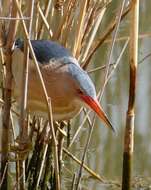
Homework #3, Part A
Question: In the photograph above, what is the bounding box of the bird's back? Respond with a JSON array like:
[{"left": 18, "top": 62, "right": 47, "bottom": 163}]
[{"left": 15, "top": 38, "right": 71, "bottom": 63}]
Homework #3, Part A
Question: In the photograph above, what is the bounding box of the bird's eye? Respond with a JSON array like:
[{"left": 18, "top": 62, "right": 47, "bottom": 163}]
[{"left": 77, "top": 89, "right": 83, "bottom": 94}]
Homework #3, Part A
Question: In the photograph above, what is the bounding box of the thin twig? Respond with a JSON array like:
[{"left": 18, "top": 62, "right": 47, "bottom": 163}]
[
  {"left": 71, "top": 173, "right": 76, "bottom": 190},
  {"left": 0, "top": 16, "right": 30, "bottom": 20},
  {"left": 100, "top": 0, "right": 127, "bottom": 100},
  {"left": 0, "top": 162, "right": 8, "bottom": 188},
  {"left": 68, "top": 109, "right": 91, "bottom": 148},
  {"left": 63, "top": 148, "right": 104, "bottom": 182},
  {"left": 138, "top": 52, "right": 151, "bottom": 64},
  {"left": 88, "top": 64, "right": 114, "bottom": 74},
  {"left": 36, "top": 144, "right": 48, "bottom": 188},
  {"left": 104, "top": 32, "right": 151, "bottom": 44},
  {"left": 75, "top": 119, "right": 95, "bottom": 189},
  {"left": 99, "top": 38, "right": 129, "bottom": 98}
]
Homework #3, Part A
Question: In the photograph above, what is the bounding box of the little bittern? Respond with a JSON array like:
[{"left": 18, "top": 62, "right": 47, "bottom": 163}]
[{"left": 12, "top": 39, "right": 115, "bottom": 132}]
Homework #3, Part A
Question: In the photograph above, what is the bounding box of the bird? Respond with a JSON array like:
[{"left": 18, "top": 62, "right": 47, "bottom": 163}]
[{"left": 12, "top": 38, "right": 115, "bottom": 132}]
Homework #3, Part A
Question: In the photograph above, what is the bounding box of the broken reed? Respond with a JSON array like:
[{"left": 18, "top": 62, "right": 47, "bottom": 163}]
[{"left": 122, "top": 0, "right": 139, "bottom": 190}]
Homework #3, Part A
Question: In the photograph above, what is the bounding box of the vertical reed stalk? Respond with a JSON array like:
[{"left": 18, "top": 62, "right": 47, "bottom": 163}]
[
  {"left": 122, "top": 0, "right": 139, "bottom": 189},
  {"left": 1, "top": 1, "right": 18, "bottom": 189},
  {"left": 17, "top": 0, "right": 35, "bottom": 189},
  {"left": 72, "top": 0, "right": 88, "bottom": 57}
]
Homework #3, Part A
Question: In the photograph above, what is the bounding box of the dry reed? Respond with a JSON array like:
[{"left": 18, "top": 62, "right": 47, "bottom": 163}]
[
  {"left": 0, "top": 0, "right": 141, "bottom": 190},
  {"left": 122, "top": 0, "right": 139, "bottom": 189}
]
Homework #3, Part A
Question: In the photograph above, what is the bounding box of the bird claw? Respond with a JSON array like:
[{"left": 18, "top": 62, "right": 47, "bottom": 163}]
[{"left": 10, "top": 136, "right": 32, "bottom": 160}]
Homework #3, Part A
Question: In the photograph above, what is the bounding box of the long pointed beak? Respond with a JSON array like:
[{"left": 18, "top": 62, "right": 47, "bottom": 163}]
[{"left": 79, "top": 95, "right": 115, "bottom": 132}]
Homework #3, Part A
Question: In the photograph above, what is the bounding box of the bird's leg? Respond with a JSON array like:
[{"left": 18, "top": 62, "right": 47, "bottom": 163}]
[
  {"left": 56, "top": 121, "right": 66, "bottom": 174},
  {"left": 10, "top": 119, "right": 32, "bottom": 160},
  {"left": 67, "top": 121, "right": 71, "bottom": 147}
]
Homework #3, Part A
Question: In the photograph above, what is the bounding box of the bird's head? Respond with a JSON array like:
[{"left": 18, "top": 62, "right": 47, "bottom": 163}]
[{"left": 68, "top": 62, "right": 115, "bottom": 132}]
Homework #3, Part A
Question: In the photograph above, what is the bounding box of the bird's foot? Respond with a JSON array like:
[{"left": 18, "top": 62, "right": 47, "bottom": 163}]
[{"left": 10, "top": 135, "right": 32, "bottom": 160}]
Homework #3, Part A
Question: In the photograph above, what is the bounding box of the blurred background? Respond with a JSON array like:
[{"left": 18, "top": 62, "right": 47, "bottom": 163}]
[{"left": 65, "top": 1, "right": 151, "bottom": 189}]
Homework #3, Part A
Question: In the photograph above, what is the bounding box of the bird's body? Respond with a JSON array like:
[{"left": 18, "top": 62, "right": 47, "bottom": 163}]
[{"left": 12, "top": 39, "right": 115, "bottom": 131}]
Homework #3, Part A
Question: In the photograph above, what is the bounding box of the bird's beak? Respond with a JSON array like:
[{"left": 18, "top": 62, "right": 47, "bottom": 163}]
[{"left": 79, "top": 94, "right": 115, "bottom": 132}]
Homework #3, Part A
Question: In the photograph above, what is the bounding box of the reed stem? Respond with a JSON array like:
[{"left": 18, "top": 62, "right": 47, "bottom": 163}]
[{"left": 122, "top": 0, "right": 139, "bottom": 189}]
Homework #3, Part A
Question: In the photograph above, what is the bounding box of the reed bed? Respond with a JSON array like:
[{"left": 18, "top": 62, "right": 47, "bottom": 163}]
[{"left": 0, "top": 0, "right": 142, "bottom": 190}]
